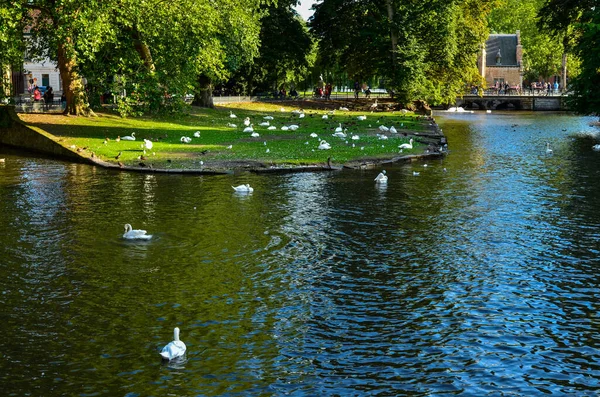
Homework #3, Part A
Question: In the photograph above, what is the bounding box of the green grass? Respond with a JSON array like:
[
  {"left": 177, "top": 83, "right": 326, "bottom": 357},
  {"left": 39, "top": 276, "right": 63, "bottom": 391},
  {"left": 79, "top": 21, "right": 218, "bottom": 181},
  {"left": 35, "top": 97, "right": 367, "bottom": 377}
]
[{"left": 19, "top": 102, "right": 431, "bottom": 169}]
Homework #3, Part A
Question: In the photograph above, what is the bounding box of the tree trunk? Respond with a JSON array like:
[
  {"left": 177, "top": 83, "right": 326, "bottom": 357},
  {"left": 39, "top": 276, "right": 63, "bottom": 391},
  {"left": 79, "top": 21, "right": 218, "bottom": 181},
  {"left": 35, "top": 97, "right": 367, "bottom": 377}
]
[
  {"left": 1, "top": 64, "right": 11, "bottom": 100},
  {"left": 128, "top": 26, "right": 156, "bottom": 73},
  {"left": 386, "top": 0, "right": 398, "bottom": 81},
  {"left": 192, "top": 75, "right": 214, "bottom": 108},
  {"left": 57, "top": 41, "right": 91, "bottom": 116}
]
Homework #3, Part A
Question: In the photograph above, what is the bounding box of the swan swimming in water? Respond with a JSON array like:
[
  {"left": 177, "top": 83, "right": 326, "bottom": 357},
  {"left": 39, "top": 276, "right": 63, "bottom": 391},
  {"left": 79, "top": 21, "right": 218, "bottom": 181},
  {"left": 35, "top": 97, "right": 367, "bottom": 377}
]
[
  {"left": 398, "top": 138, "right": 414, "bottom": 150},
  {"left": 121, "top": 132, "right": 136, "bottom": 141},
  {"left": 123, "top": 224, "right": 152, "bottom": 240},
  {"left": 160, "top": 327, "right": 186, "bottom": 361},
  {"left": 546, "top": 142, "right": 553, "bottom": 154},
  {"left": 232, "top": 184, "right": 254, "bottom": 193},
  {"left": 374, "top": 170, "right": 388, "bottom": 184}
]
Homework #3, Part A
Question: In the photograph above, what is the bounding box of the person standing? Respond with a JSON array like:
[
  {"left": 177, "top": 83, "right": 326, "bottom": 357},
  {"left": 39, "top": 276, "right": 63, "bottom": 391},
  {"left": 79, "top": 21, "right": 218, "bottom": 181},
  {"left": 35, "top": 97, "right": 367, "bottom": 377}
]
[
  {"left": 354, "top": 80, "right": 360, "bottom": 99},
  {"left": 33, "top": 86, "right": 42, "bottom": 102},
  {"left": 325, "top": 82, "right": 332, "bottom": 100}
]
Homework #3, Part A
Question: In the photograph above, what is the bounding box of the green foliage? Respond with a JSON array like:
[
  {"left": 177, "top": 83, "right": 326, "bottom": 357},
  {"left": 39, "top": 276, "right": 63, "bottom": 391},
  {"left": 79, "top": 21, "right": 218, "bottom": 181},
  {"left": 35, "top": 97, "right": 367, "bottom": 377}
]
[
  {"left": 311, "top": 0, "right": 493, "bottom": 106},
  {"left": 538, "top": 0, "right": 598, "bottom": 114}
]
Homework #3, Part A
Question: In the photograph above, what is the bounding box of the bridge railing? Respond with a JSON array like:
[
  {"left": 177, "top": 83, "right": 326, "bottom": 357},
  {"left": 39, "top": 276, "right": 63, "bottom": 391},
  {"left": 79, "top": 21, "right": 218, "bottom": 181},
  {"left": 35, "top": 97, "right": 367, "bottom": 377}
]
[{"left": 463, "top": 88, "right": 568, "bottom": 97}]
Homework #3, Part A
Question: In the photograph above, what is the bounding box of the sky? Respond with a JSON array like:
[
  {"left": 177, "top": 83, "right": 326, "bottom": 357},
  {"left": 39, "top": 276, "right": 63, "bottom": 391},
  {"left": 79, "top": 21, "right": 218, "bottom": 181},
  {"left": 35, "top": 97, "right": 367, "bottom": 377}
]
[{"left": 294, "top": 0, "right": 317, "bottom": 21}]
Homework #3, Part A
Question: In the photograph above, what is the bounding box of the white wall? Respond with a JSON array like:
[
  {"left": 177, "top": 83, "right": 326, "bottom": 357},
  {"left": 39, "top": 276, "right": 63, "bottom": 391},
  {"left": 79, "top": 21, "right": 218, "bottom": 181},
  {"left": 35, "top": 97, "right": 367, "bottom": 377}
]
[{"left": 22, "top": 58, "right": 61, "bottom": 94}]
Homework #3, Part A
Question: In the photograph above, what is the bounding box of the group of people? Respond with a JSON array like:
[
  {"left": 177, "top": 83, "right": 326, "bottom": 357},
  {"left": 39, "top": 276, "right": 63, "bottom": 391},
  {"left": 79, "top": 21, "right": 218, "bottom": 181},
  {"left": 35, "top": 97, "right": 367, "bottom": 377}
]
[{"left": 531, "top": 81, "right": 560, "bottom": 95}]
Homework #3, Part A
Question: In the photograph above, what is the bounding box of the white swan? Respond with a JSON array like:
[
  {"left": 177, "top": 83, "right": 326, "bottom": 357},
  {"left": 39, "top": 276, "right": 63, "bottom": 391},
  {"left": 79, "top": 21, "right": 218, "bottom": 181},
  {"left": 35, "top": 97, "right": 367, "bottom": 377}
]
[
  {"left": 351, "top": 134, "right": 359, "bottom": 140},
  {"left": 123, "top": 224, "right": 152, "bottom": 240},
  {"left": 374, "top": 170, "right": 388, "bottom": 184},
  {"left": 227, "top": 123, "right": 237, "bottom": 128},
  {"left": 332, "top": 131, "right": 347, "bottom": 138},
  {"left": 281, "top": 126, "right": 289, "bottom": 131},
  {"left": 298, "top": 113, "right": 305, "bottom": 118},
  {"left": 334, "top": 123, "right": 343, "bottom": 133},
  {"left": 546, "top": 142, "right": 553, "bottom": 154},
  {"left": 243, "top": 124, "right": 254, "bottom": 133},
  {"left": 378, "top": 125, "right": 389, "bottom": 132},
  {"left": 398, "top": 138, "right": 414, "bottom": 150},
  {"left": 121, "top": 132, "right": 136, "bottom": 141},
  {"left": 389, "top": 126, "right": 398, "bottom": 134},
  {"left": 259, "top": 121, "right": 270, "bottom": 127},
  {"left": 370, "top": 99, "right": 378, "bottom": 110},
  {"left": 288, "top": 125, "right": 300, "bottom": 131},
  {"left": 193, "top": 131, "right": 201, "bottom": 138},
  {"left": 251, "top": 132, "right": 260, "bottom": 137},
  {"left": 322, "top": 115, "right": 328, "bottom": 120},
  {"left": 160, "top": 327, "right": 186, "bottom": 361},
  {"left": 142, "top": 139, "right": 153, "bottom": 150},
  {"left": 318, "top": 140, "right": 331, "bottom": 150},
  {"left": 263, "top": 115, "right": 273, "bottom": 120},
  {"left": 180, "top": 136, "right": 192, "bottom": 143},
  {"left": 378, "top": 135, "right": 388, "bottom": 140},
  {"left": 268, "top": 125, "right": 276, "bottom": 130},
  {"left": 243, "top": 117, "right": 251, "bottom": 126},
  {"left": 310, "top": 132, "right": 318, "bottom": 138},
  {"left": 230, "top": 111, "right": 237, "bottom": 118},
  {"left": 339, "top": 106, "right": 349, "bottom": 111},
  {"left": 232, "top": 184, "right": 254, "bottom": 193},
  {"left": 357, "top": 115, "right": 367, "bottom": 121}
]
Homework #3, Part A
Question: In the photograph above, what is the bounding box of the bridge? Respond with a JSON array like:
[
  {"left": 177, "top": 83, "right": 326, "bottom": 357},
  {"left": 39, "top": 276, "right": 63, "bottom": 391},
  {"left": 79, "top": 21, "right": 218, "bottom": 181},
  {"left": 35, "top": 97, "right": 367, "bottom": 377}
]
[{"left": 456, "top": 93, "right": 569, "bottom": 111}]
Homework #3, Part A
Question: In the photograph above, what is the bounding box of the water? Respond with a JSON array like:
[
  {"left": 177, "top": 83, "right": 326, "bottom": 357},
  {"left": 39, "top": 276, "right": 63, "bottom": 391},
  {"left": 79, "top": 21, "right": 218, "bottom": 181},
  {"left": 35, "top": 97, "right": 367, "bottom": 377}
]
[{"left": 2, "top": 112, "right": 600, "bottom": 395}]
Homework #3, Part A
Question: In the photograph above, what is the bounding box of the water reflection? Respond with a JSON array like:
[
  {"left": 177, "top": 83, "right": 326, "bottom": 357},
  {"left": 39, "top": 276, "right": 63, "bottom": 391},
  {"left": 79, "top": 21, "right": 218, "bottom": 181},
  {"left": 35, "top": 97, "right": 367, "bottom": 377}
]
[{"left": 2, "top": 113, "right": 600, "bottom": 395}]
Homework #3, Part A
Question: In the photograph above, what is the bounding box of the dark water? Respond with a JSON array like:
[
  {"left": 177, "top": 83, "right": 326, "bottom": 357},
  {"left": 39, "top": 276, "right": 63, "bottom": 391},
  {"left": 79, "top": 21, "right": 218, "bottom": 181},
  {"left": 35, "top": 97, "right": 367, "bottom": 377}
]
[{"left": 2, "top": 112, "right": 600, "bottom": 396}]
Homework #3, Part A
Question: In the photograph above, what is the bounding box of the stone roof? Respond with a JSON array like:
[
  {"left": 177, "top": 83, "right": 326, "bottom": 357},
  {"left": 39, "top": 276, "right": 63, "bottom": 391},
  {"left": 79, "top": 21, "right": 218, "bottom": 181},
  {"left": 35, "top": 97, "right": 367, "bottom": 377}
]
[{"left": 486, "top": 34, "right": 518, "bottom": 66}]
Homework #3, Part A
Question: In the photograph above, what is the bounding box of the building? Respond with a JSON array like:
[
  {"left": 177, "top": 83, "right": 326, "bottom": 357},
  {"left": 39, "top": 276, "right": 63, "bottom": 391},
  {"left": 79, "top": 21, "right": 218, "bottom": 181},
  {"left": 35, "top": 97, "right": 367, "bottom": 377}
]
[{"left": 478, "top": 31, "right": 523, "bottom": 89}]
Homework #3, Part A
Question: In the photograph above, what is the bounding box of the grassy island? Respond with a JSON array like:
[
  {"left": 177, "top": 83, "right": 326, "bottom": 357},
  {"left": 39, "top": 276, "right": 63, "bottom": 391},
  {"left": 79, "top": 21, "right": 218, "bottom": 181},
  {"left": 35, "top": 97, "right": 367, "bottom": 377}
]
[{"left": 17, "top": 100, "right": 444, "bottom": 172}]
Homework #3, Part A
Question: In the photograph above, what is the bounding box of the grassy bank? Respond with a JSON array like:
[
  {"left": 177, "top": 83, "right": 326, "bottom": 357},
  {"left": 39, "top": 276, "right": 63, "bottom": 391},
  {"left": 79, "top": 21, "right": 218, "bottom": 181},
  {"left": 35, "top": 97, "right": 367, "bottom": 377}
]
[{"left": 18, "top": 101, "right": 437, "bottom": 170}]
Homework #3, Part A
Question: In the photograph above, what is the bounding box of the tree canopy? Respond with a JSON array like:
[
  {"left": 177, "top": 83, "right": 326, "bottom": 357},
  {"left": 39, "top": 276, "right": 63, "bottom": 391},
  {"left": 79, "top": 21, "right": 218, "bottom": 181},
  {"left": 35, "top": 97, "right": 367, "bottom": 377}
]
[{"left": 538, "top": 0, "right": 599, "bottom": 115}]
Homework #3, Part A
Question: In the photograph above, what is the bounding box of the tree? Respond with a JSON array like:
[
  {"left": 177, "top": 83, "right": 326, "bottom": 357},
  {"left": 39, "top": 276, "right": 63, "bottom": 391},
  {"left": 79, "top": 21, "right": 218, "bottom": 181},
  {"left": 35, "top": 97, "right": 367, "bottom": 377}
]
[
  {"left": 227, "top": 0, "right": 313, "bottom": 96},
  {"left": 538, "top": 0, "right": 598, "bottom": 115},
  {"left": 310, "top": 0, "right": 493, "bottom": 106},
  {"left": 0, "top": 6, "right": 25, "bottom": 100},
  {"left": 488, "top": 0, "right": 578, "bottom": 84}
]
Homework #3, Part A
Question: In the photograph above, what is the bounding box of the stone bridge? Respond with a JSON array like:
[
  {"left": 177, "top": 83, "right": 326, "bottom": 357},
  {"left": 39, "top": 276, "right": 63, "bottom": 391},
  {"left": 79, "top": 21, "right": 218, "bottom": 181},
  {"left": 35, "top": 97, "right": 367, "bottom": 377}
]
[{"left": 456, "top": 95, "right": 568, "bottom": 111}]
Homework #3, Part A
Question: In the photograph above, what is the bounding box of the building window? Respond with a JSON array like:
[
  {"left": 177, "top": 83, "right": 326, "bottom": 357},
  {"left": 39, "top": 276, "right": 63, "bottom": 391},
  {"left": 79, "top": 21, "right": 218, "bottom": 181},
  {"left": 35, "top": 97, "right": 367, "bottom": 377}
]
[{"left": 42, "top": 74, "right": 49, "bottom": 87}]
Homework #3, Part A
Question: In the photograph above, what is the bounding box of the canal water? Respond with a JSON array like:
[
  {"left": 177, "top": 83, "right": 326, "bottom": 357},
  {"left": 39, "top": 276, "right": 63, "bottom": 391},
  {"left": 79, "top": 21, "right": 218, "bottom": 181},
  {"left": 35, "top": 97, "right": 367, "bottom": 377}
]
[{"left": 1, "top": 112, "right": 600, "bottom": 395}]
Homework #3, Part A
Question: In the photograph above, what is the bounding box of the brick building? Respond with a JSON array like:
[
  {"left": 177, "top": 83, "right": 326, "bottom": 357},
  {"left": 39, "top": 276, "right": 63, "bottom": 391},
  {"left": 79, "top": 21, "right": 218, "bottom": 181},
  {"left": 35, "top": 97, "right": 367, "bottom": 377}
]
[{"left": 478, "top": 31, "right": 523, "bottom": 89}]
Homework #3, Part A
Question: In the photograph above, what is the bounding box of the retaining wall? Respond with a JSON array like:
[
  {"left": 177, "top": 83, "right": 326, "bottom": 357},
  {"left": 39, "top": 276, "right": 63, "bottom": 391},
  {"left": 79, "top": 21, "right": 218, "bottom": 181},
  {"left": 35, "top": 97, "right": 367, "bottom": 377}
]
[{"left": 0, "top": 105, "right": 93, "bottom": 163}]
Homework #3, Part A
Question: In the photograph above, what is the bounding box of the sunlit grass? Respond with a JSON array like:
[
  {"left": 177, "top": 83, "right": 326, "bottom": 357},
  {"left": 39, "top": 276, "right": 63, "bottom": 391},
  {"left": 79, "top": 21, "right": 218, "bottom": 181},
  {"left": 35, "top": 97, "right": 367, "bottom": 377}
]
[{"left": 18, "top": 102, "right": 432, "bottom": 169}]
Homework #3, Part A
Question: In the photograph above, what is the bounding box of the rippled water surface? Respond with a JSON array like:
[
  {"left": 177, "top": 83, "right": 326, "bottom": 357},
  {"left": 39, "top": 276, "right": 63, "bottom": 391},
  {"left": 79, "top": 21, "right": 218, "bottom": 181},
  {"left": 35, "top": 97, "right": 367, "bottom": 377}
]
[{"left": 2, "top": 112, "right": 600, "bottom": 395}]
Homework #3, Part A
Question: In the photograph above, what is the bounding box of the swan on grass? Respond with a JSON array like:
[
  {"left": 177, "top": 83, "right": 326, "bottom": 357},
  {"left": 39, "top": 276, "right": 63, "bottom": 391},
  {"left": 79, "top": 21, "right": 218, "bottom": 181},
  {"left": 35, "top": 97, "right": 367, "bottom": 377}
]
[
  {"left": 389, "top": 126, "right": 398, "bottom": 134},
  {"left": 142, "top": 139, "right": 153, "bottom": 150},
  {"left": 243, "top": 124, "right": 254, "bottom": 133},
  {"left": 123, "top": 224, "right": 152, "bottom": 240},
  {"left": 160, "top": 327, "right": 186, "bottom": 361},
  {"left": 232, "top": 184, "right": 254, "bottom": 193},
  {"left": 288, "top": 124, "right": 300, "bottom": 131},
  {"left": 263, "top": 115, "right": 274, "bottom": 120},
  {"left": 334, "top": 123, "right": 343, "bottom": 133},
  {"left": 121, "top": 132, "right": 136, "bottom": 141},
  {"left": 267, "top": 125, "right": 277, "bottom": 130},
  {"left": 357, "top": 115, "right": 367, "bottom": 121},
  {"left": 318, "top": 140, "right": 331, "bottom": 150},
  {"left": 180, "top": 136, "right": 192, "bottom": 144},
  {"left": 227, "top": 123, "right": 237, "bottom": 128},
  {"left": 378, "top": 125, "right": 389, "bottom": 132},
  {"left": 193, "top": 131, "right": 201, "bottom": 138},
  {"left": 259, "top": 121, "right": 270, "bottom": 127},
  {"left": 310, "top": 133, "right": 318, "bottom": 138},
  {"left": 332, "top": 131, "right": 347, "bottom": 138},
  {"left": 229, "top": 111, "right": 237, "bottom": 118},
  {"left": 251, "top": 132, "right": 260, "bottom": 138},
  {"left": 322, "top": 115, "right": 329, "bottom": 120},
  {"left": 374, "top": 170, "right": 388, "bottom": 184},
  {"left": 243, "top": 117, "right": 251, "bottom": 127},
  {"left": 398, "top": 138, "right": 414, "bottom": 150}
]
